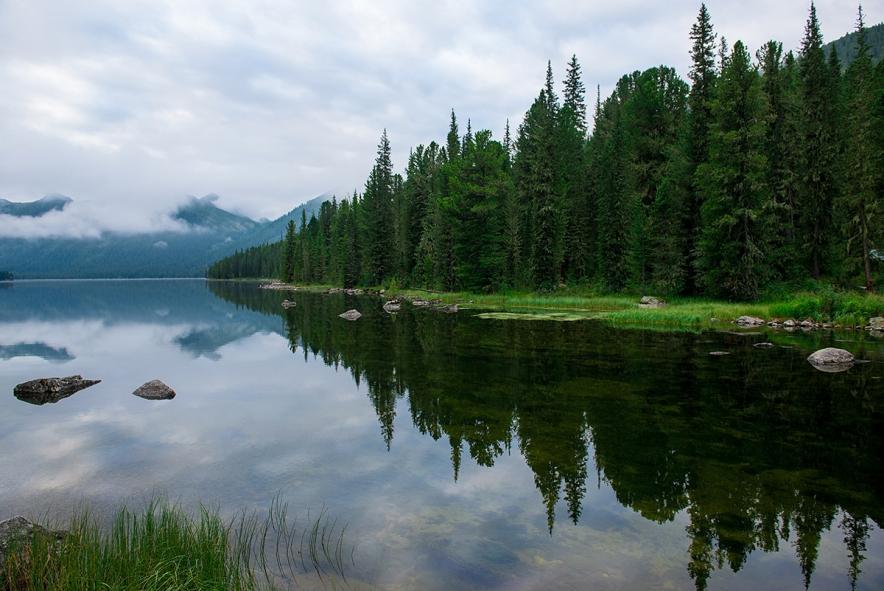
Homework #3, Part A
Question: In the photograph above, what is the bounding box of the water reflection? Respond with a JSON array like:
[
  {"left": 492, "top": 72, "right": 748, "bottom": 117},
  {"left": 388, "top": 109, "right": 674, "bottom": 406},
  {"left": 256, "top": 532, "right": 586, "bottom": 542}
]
[
  {"left": 0, "top": 342, "right": 74, "bottom": 362},
  {"left": 209, "top": 281, "right": 884, "bottom": 591}
]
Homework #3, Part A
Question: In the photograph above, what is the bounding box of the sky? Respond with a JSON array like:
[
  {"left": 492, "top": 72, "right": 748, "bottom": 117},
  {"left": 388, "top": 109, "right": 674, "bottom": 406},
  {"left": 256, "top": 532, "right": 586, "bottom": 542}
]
[{"left": 0, "top": 0, "right": 878, "bottom": 238}]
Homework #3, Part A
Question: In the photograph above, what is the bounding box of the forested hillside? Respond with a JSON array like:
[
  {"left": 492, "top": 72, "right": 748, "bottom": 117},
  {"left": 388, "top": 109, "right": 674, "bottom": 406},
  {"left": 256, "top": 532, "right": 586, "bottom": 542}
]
[
  {"left": 825, "top": 21, "right": 884, "bottom": 66},
  {"left": 209, "top": 5, "right": 883, "bottom": 300},
  {"left": 0, "top": 194, "right": 328, "bottom": 278}
]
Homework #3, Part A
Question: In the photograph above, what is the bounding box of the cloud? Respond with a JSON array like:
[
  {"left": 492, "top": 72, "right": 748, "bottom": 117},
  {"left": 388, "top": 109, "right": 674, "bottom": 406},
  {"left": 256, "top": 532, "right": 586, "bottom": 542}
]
[{"left": 0, "top": 0, "right": 872, "bottom": 237}]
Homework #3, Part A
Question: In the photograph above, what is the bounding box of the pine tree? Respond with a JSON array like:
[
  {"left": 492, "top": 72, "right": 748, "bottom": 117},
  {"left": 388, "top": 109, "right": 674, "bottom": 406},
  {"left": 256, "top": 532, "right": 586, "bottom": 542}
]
[
  {"left": 841, "top": 5, "right": 879, "bottom": 290},
  {"left": 696, "top": 40, "right": 770, "bottom": 300},
  {"left": 683, "top": 3, "right": 717, "bottom": 293},
  {"left": 361, "top": 130, "right": 396, "bottom": 284},
  {"left": 282, "top": 219, "right": 296, "bottom": 282},
  {"left": 798, "top": 2, "right": 837, "bottom": 279},
  {"left": 560, "top": 55, "right": 589, "bottom": 280}
]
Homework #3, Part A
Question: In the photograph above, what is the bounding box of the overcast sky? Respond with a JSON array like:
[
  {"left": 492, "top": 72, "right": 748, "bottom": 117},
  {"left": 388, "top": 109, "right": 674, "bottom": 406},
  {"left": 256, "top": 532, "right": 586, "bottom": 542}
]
[{"left": 0, "top": 0, "right": 877, "bottom": 238}]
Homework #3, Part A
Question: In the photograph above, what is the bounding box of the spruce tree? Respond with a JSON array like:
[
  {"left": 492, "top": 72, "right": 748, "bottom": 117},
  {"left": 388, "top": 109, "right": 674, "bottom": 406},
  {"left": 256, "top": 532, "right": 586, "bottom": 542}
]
[
  {"left": 361, "top": 130, "right": 396, "bottom": 285},
  {"left": 696, "top": 40, "right": 770, "bottom": 300},
  {"left": 798, "top": 2, "right": 837, "bottom": 279},
  {"left": 282, "top": 219, "right": 296, "bottom": 282},
  {"left": 683, "top": 3, "right": 717, "bottom": 293},
  {"left": 841, "top": 6, "right": 879, "bottom": 290}
]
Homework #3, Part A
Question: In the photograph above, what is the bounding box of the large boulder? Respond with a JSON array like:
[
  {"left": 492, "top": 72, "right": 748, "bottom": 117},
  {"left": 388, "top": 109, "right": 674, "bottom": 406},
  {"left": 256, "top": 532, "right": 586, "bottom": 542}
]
[
  {"left": 133, "top": 380, "right": 176, "bottom": 400},
  {"left": 0, "top": 517, "right": 65, "bottom": 570},
  {"left": 639, "top": 296, "right": 665, "bottom": 309},
  {"left": 807, "top": 348, "right": 855, "bottom": 373},
  {"left": 339, "top": 309, "right": 362, "bottom": 321},
  {"left": 13, "top": 376, "right": 100, "bottom": 405},
  {"left": 735, "top": 316, "right": 765, "bottom": 326},
  {"left": 868, "top": 317, "right": 884, "bottom": 331},
  {"left": 383, "top": 301, "right": 401, "bottom": 313}
]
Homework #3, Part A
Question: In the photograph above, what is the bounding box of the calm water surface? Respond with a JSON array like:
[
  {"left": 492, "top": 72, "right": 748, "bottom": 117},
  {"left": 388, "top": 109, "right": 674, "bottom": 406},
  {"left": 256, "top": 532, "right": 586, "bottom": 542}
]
[{"left": 1, "top": 280, "right": 882, "bottom": 590}]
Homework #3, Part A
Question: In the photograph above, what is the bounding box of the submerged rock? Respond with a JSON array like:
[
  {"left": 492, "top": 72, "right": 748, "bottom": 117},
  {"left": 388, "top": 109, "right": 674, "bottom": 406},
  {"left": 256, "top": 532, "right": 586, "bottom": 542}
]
[
  {"left": 709, "top": 351, "right": 731, "bottom": 356},
  {"left": 638, "top": 296, "right": 665, "bottom": 308},
  {"left": 410, "top": 299, "right": 432, "bottom": 307},
  {"left": 438, "top": 304, "right": 459, "bottom": 314},
  {"left": 339, "top": 309, "right": 362, "bottom": 321},
  {"left": 807, "top": 348, "right": 854, "bottom": 373},
  {"left": 13, "top": 375, "right": 101, "bottom": 405},
  {"left": 0, "top": 517, "right": 66, "bottom": 569},
  {"left": 753, "top": 342, "right": 775, "bottom": 348},
  {"left": 735, "top": 316, "right": 765, "bottom": 326},
  {"left": 133, "top": 380, "right": 176, "bottom": 400},
  {"left": 281, "top": 300, "right": 296, "bottom": 309},
  {"left": 868, "top": 317, "right": 884, "bottom": 331}
]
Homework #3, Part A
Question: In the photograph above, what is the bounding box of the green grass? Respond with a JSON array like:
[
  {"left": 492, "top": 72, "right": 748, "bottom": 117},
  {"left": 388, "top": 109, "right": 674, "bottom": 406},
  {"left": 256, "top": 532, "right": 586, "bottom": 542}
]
[
  {"left": 247, "top": 280, "right": 884, "bottom": 330},
  {"left": 1, "top": 500, "right": 351, "bottom": 591}
]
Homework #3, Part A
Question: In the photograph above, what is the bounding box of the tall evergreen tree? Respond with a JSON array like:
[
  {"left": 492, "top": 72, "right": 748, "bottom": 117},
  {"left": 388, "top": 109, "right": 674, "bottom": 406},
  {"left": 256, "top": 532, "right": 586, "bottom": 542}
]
[
  {"left": 841, "top": 5, "right": 879, "bottom": 290},
  {"left": 361, "top": 130, "right": 396, "bottom": 284},
  {"left": 696, "top": 40, "right": 770, "bottom": 300},
  {"left": 282, "top": 219, "right": 296, "bottom": 282},
  {"left": 683, "top": 3, "right": 717, "bottom": 293},
  {"left": 798, "top": 2, "right": 838, "bottom": 278}
]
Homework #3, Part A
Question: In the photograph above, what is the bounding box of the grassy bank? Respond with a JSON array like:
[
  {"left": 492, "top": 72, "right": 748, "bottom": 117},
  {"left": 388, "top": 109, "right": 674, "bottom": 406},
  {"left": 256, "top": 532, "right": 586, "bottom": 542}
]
[
  {"left": 1, "top": 501, "right": 350, "bottom": 591},
  {"left": 245, "top": 279, "right": 884, "bottom": 330}
]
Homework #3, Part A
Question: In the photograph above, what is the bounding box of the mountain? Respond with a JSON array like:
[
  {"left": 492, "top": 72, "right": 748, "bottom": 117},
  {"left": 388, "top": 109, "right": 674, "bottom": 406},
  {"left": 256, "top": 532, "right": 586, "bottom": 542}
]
[
  {"left": 0, "top": 194, "right": 72, "bottom": 217},
  {"left": 229, "top": 193, "right": 329, "bottom": 247},
  {"left": 173, "top": 195, "right": 259, "bottom": 234},
  {"left": 0, "top": 193, "right": 330, "bottom": 278},
  {"left": 824, "top": 21, "right": 884, "bottom": 67}
]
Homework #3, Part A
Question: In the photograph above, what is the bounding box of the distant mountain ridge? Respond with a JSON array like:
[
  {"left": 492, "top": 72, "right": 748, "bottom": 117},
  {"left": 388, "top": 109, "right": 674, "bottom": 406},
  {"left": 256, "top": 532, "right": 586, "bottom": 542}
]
[
  {"left": 0, "top": 193, "right": 330, "bottom": 278},
  {"left": 824, "top": 21, "right": 884, "bottom": 67},
  {"left": 0, "top": 194, "right": 72, "bottom": 217}
]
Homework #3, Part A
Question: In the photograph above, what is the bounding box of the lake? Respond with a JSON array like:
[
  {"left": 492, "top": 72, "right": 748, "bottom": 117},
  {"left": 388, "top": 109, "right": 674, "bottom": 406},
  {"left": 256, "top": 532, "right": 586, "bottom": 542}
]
[{"left": 1, "top": 279, "right": 882, "bottom": 590}]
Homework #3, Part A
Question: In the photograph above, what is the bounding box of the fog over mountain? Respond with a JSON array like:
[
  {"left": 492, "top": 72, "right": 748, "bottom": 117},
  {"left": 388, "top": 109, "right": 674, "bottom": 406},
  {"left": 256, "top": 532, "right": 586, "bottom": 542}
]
[
  {"left": 0, "top": 193, "right": 328, "bottom": 278},
  {"left": 0, "top": 0, "right": 865, "bottom": 238}
]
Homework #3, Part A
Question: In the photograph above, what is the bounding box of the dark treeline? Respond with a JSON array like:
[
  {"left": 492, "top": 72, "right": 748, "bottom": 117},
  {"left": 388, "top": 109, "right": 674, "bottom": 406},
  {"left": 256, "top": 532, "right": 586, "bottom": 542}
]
[
  {"left": 209, "top": 282, "right": 884, "bottom": 590},
  {"left": 209, "top": 4, "right": 883, "bottom": 300}
]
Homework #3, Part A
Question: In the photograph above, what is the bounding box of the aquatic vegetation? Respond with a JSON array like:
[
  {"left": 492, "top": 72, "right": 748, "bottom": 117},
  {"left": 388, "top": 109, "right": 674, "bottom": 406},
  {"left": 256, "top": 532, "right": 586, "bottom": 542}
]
[{"left": 1, "top": 500, "right": 351, "bottom": 591}]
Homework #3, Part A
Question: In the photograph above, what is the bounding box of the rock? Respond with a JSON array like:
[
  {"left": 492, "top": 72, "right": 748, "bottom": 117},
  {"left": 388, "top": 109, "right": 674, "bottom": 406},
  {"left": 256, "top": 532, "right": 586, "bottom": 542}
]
[
  {"left": 753, "top": 342, "right": 775, "bottom": 348},
  {"left": 783, "top": 319, "right": 796, "bottom": 328},
  {"left": 13, "top": 375, "right": 101, "bottom": 405},
  {"left": 383, "top": 301, "right": 401, "bottom": 313},
  {"left": 339, "top": 309, "right": 362, "bottom": 321},
  {"left": 800, "top": 319, "right": 814, "bottom": 328},
  {"left": 868, "top": 317, "right": 884, "bottom": 331},
  {"left": 0, "top": 516, "right": 65, "bottom": 569},
  {"left": 709, "top": 351, "right": 731, "bottom": 356},
  {"left": 438, "top": 304, "right": 459, "bottom": 314},
  {"left": 639, "top": 296, "right": 665, "bottom": 309},
  {"left": 281, "top": 300, "right": 296, "bottom": 309},
  {"left": 735, "top": 316, "right": 765, "bottom": 326},
  {"left": 411, "top": 299, "right": 431, "bottom": 307},
  {"left": 133, "top": 380, "right": 176, "bottom": 400},
  {"left": 327, "top": 288, "right": 344, "bottom": 294},
  {"left": 807, "top": 348, "right": 855, "bottom": 373}
]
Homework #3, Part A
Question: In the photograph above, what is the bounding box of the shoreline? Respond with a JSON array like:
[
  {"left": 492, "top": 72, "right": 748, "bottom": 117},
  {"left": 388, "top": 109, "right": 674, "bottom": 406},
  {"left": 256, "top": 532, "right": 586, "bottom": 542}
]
[{"left": 251, "top": 280, "right": 884, "bottom": 332}]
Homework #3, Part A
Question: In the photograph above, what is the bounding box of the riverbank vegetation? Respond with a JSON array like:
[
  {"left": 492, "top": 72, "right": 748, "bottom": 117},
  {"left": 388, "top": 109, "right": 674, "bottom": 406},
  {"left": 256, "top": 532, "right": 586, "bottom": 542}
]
[
  {"left": 1, "top": 501, "right": 350, "bottom": 591},
  {"left": 209, "top": 5, "right": 882, "bottom": 303}
]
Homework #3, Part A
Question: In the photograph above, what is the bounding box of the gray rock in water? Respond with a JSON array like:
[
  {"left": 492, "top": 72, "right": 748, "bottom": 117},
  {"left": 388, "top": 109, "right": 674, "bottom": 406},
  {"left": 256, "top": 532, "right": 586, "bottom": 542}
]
[
  {"left": 383, "top": 301, "right": 401, "bottom": 313},
  {"left": 709, "top": 351, "right": 731, "bottom": 356},
  {"left": 868, "top": 317, "right": 884, "bottom": 331},
  {"left": 753, "top": 342, "right": 775, "bottom": 348},
  {"left": 339, "top": 309, "right": 362, "bottom": 321},
  {"left": 13, "top": 375, "right": 101, "bottom": 405},
  {"left": 411, "top": 299, "right": 431, "bottom": 307},
  {"left": 807, "top": 348, "right": 855, "bottom": 373},
  {"left": 133, "top": 380, "right": 176, "bottom": 400},
  {"left": 735, "top": 316, "right": 765, "bottom": 326},
  {"left": 783, "top": 319, "right": 797, "bottom": 327},
  {"left": 0, "top": 516, "right": 65, "bottom": 569},
  {"left": 281, "top": 300, "right": 296, "bottom": 309}
]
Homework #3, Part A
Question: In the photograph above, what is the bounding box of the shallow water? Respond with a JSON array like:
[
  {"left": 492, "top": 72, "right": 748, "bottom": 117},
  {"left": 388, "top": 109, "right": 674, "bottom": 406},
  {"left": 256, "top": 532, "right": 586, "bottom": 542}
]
[{"left": 1, "top": 279, "right": 882, "bottom": 590}]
